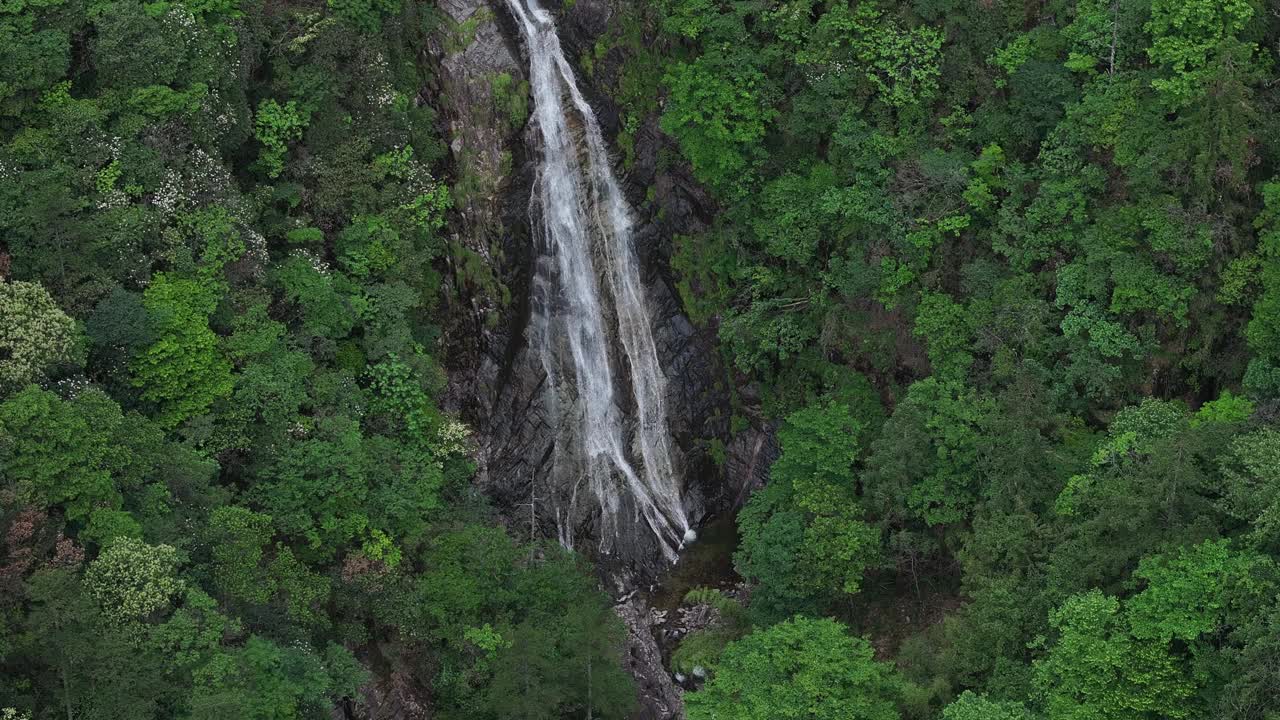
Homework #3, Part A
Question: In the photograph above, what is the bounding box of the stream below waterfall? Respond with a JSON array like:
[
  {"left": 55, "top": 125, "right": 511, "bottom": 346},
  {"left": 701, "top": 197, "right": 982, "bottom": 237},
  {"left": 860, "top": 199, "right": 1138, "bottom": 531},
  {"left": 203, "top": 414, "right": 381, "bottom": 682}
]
[{"left": 649, "top": 514, "right": 739, "bottom": 614}]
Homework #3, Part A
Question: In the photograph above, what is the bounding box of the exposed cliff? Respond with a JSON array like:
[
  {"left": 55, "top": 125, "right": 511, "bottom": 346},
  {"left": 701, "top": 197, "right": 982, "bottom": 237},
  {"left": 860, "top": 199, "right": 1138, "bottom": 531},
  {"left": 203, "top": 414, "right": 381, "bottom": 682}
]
[
  {"left": 428, "top": 1, "right": 777, "bottom": 716},
  {"left": 433, "top": 0, "right": 759, "bottom": 580}
]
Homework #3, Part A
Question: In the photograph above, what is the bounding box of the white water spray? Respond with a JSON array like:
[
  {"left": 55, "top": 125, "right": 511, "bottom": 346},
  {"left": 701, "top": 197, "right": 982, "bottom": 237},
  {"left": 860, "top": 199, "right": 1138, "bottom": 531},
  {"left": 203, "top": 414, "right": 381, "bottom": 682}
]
[{"left": 505, "top": 0, "right": 692, "bottom": 561}]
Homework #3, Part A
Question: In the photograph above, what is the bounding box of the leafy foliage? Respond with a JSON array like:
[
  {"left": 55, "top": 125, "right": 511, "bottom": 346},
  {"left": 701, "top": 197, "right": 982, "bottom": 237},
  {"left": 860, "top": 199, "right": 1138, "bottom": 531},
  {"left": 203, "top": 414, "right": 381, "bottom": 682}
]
[
  {"left": 0, "top": 2, "right": 628, "bottom": 718},
  {"left": 130, "top": 274, "right": 234, "bottom": 428},
  {"left": 686, "top": 616, "right": 904, "bottom": 720},
  {"left": 647, "top": 0, "right": 1280, "bottom": 717},
  {"left": 0, "top": 279, "right": 79, "bottom": 391},
  {"left": 5, "top": 0, "right": 1280, "bottom": 718},
  {"left": 736, "top": 399, "right": 881, "bottom": 622},
  {"left": 84, "top": 537, "right": 184, "bottom": 624}
]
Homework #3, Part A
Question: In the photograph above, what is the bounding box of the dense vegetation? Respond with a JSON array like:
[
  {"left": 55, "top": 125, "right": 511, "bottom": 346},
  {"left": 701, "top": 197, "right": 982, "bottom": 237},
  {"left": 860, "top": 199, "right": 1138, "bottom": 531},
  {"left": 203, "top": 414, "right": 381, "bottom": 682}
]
[
  {"left": 4, "top": 0, "right": 1280, "bottom": 719},
  {"left": 0, "top": 1, "right": 634, "bottom": 718},
  {"left": 617, "top": 0, "right": 1280, "bottom": 718}
]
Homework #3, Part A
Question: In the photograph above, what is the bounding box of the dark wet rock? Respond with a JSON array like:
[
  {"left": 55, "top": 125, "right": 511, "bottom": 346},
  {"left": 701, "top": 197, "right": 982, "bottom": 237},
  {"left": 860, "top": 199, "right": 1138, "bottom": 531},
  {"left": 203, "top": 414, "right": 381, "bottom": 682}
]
[
  {"left": 437, "top": 0, "right": 734, "bottom": 580},
  {"left": 428, "top": 2, "right": 775, "bottom": 718},
  {"left": 435, "top": 0, "right": 523, "bottom": 242},
  {"left": 343, "top": 669, "right": 430, "bottom": 720},
  {"left": 616, "top": 590, "right": 685, "bottom": 720}
]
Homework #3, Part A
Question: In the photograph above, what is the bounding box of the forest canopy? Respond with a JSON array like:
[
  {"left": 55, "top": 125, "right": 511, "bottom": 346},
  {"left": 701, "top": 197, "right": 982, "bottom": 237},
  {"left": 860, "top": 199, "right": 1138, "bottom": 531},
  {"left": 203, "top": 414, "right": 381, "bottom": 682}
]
[
  {"left": 634, "top": 0, "right": 1280, "bottom": 718},
  {"left": 0, "top": 1, "right": 633, "bottom": 718},
  {"left": 3, "top": 0, "right": 1280, "bottom": 719}
]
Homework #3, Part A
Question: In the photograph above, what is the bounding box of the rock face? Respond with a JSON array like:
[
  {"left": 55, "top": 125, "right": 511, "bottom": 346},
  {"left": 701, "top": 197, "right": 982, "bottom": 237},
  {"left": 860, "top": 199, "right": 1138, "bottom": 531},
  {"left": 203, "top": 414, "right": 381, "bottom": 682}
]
[
  {"left": 437, "top": 0, "right": 740, "bottom": 579},
  {"left": 435, "top": 0, "right": 523, "bottom": 242},
  {"left": 615, "top": 590, "right": 686, "bottom": 720},
  {"left": 430, "top": 1, "right": 778, "bottom": 717}
]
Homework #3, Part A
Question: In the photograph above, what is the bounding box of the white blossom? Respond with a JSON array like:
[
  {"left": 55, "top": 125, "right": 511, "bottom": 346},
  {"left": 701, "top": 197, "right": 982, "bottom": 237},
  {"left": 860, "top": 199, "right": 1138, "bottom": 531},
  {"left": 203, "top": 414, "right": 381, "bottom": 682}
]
[{"left": 290, "top": 248, "right": 331, "bottom": 275}]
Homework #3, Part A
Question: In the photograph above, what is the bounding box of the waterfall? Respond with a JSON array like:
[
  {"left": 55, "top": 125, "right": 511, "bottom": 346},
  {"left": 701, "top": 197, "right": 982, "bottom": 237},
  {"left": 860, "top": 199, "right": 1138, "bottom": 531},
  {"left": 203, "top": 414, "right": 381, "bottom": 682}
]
[{"left": 504, "top": 0, "right": 693, "bottom": 561}]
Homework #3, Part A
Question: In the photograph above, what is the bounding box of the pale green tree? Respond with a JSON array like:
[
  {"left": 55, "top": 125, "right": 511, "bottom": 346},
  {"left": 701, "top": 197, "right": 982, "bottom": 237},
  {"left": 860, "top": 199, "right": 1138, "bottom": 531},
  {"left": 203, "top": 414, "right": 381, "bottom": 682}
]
[
  {"left": 84, "top": 537, "right": 185, "bottom": 624},
  {"left": 0, "top": 278, "right": 78, "bottom": 392},
  {"left": 686, "top": 616, "right": 902, "bottom": 720}
]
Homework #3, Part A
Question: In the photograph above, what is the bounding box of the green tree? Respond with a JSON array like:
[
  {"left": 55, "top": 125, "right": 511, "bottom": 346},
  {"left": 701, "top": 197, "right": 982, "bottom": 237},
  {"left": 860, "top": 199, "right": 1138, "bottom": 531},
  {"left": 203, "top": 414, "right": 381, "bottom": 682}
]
[
  {"left": 130, "top": 274, "right": 233, "bottom": 428},
  {"left": 18, "top": 568, "right": 177, "bottom": 720},
  {"left": 1126, "top": 539, "right": 1263, "bottom": 644},
  {"left": 1061, "top": 0, "right": 1148, "bottom": 75},
  {"left": 206, "top": 505, "right": 275, "bottom": 604},
  {"left": 736, "top": 400, "right": 880, "bottom": 622},
  {"left": 83, "top": 536, "right": 184, "bottom": 624},
  {"left": 686, "top": 616, "right": 902, "bottom": 720},
  {"left": 1247, "top": 182, "right": 1280, "bottom": 363},
  {"left": 1034, "top": 590, "right": 1193, "bottom": 720},
  {"left": 1219, "top": 429, "right": 1280, "bottom": 553},
  {"left": 770, "top": 399, "right": 865, "bottom": 507},
  {"left": 0, "top": 278, "right": 79, "bottom": 392},
  {"left": 483, "top": 551, "right": 636, "bottom": 720},
  {"left": 1218, "top": 597, "right": 1280, "bottom": 720},
  {"left": 1145, "top": 0, "right": 1259, "bottom": 106},
  {"left": 914, "top": 291, "right": 975, "bottom": 380},
  {"left": 408, "top": 524, "right": 520, "bottom": 647},
  {"left": 248, "top": 415, "right": 370, "bottom": 558},
  {"left": 864, "top": 378, "right": 993, "bottom": 528},
  {"left": 188, "top": 635, "right": 338, "bottom": 720},
  {"left": 253, "top": 99, "right": 307, "bottom": 179},
  {"left": 735, "top": 481, "right": 818, "bottom": 622},
  {"left": 943, "top": 691, "right": 1034, "bottom": 720},
  {"left": 328, "top": 0, "right": 401, "bottom": 33},
  {"left": 0, "top": 386, "right": 121, "bottom": 525},
  {"left": 793, "top": 2, "right": 943, "bottom": 109},
  {"left": 1046, "top": 399, "right": 1226, "bottom": 596},
  {"left": 660, "top": 49, "right": 776, "bottom": 194},
  {"left": 274, "top": 254, "right": 358, "bottom": 341}
]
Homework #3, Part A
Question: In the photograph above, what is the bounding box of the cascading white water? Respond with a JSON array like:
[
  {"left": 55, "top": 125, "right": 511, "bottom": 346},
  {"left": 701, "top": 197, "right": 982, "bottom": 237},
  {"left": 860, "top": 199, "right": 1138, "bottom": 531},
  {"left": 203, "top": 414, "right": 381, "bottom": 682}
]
[{"left": 505, "top": 0, "right": 693, "bottom": 561}]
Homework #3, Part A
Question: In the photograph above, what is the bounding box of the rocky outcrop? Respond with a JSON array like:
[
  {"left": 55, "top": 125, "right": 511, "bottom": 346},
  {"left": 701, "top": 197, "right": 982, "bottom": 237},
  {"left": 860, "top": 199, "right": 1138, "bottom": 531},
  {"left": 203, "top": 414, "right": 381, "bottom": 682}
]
[
  {"left": 429, "top": 1, "right": 777, "bottom": 717},
  {"left": 616, "top": 590, "right": 685, "bottom": 720},
  {"left": 343, "top": 670, "right": 430, "bottom": 720},
  {"left": 554, "top": 0, "right": 776, "bottom": 514},
  {"left": 436, "top": 0, "right": 735, "bottom": 577},
  {"left": 431, "top": 0, "right": 526, "bottom": 414},
  {"left": 435, "top": 0, "right": 523, "bottom": 242}
]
